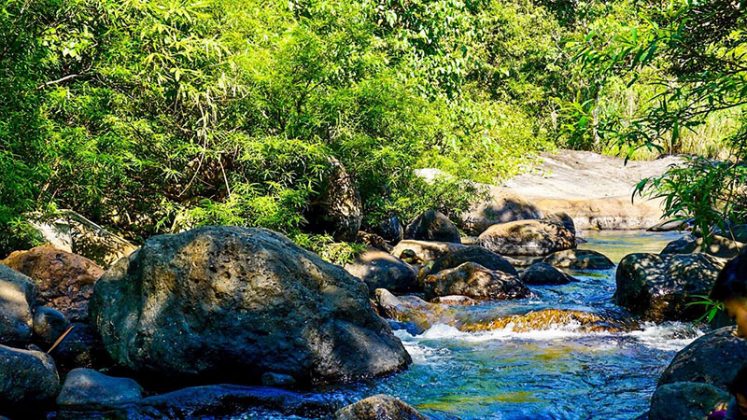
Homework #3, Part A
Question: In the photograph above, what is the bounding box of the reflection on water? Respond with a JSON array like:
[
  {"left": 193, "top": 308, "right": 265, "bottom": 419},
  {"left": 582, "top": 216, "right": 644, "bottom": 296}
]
[{"left": 239, "top": 230, "right": 699, "bottom": 419}]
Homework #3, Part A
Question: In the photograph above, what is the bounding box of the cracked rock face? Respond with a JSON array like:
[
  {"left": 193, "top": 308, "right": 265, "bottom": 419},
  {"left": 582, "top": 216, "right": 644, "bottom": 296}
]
[{"left": 90, "top": 226, "right": 410, "bottom": 386}]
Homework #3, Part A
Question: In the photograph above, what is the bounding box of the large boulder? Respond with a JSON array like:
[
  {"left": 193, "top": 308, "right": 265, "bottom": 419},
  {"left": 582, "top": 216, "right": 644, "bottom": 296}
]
[
  {"left": 658, "top": 327, "right": 747, "bottom": 390},
  {"left": 2, "top": 245, "right": 103, "bottom": 321},
  {"left": 460, "top": 195, "right": 542, "bottom": 236},
  {"left": 335, "top": 394, "right": 426, "bottom": 420},
  {"left": 0, "top": 345, "right": 60, "bottom": 407},
  {"left": 424, "top": 246, "right": 518, "bottom": 277},
  {"left": 345, "top": 250, "right": 418, "bottom": 295},
  {"left": 56, "top": 368, "right": 143, "bottom": 408},
  {"left": 614, "top": 253, "right": 723, "bottom": 322},
  {"left": 90, "top": 226, "right": 411, "bottom": 386},
  {"left": 390, "top": 240, "right": 465, "bottom": 263},
  {"left": 0, "top": 265, "right": 36, "bottom": 345},
  {"left": 649, "top": 382, "right": 729, "bottom": 420},
  {"left": 304, "top": 158, "right": 362, "bottom": 242},
  {"left": 404, "top": 210, "right": 461, "bottom": 243},
  {"left": 543, "top": 249, "right": 614, "bottom": 270},
  {"left": 661, "top": 234, "right": 746, "bottom": 259},
  {"left": 477, "top": 220, "right": 576, "bottom": 256},
  {"left": 423, "top": 262, "right": 530, "bottom": 301},
  {"left": 520, "top": 262, "right": 578, "bottom": 285}
]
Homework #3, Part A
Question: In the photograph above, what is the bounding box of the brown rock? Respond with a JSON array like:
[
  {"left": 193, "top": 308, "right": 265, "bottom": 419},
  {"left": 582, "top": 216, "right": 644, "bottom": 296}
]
[
  {"left": 335, "top": 394, "right": 426, "bottom": 420},
  {"left": 478, "top": 220, "right": 576, "bottom": 256},
  {"left": 2, "top": 245, "right": 103, "bottom": 321},
  {"left": 423, "top": 262, "right": 530, "bottom": 301}
]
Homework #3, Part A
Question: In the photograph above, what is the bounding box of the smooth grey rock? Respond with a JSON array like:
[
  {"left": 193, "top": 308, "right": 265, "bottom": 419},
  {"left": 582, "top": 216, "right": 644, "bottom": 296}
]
[
  {"left": 521, "top": 262, "right": 578, "bottom": 285},
  {"left": 57, "top": 368, "right": 142, "bottom": 407},
  {"left": 0, "top": 265, "right": 36, "bottom": 346},
  {"left": 90, "top": 226, "right": 410, "bottom": 386}
]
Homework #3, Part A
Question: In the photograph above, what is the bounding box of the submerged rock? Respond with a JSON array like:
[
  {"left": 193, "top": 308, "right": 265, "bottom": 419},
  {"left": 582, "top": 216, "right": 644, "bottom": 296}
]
[
  {"left": 424, "top": 246, "right": 518, "bottom": 277},
  {"left": 2, "top": 245, "right": 103, "bottom": 321},
  {"left": 56, "top": 368, "right": 142, "bottom": 408},
  {"left": 658, "top": 327, "right": 747, "bottom": 390},
  {"left": 0, "top": 345, "right": 60, "bottom": 408},
  {"left": 405, "top": 210, "right": 461, "bottom": 243},
  {"left": 477, "top": 220, "right": 576, "bottom": 256},
  {"left": 614, "top": 253, "right": 723, "bottom": 322},
  {"left": 520, "top": 262, "right": 578, "bottom": 285},
  {"left": 424, "top": 262, "right": 529, "bottom": 301},
  {"left": 461, "top": 309, "right": 631, "bottom": 333},
  {"left": 345, "top": 250, "right": 418, "bottom": 295},
  {"left": 90, "top": 226, "right": 410, "bottom": 386},
  {"left": 0, "top": 265, "right": 36, "bottom": 346},
  {"left": 649, "top": 382, "right": 728, "bottom": 420},
  {"left": 335, "top": 394, "right": 426, "bottom": 420},
  {"left": 543, "top": 249, "right": 614, "bottom": 270},
  {"left": 391, "top": 240, "right": 465, "bottom": 263}
]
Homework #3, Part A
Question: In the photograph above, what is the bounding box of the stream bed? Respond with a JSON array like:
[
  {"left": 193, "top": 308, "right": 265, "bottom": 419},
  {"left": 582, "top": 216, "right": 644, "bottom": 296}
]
[{"left": 242, "top": 230, "right": 701, "bottom": 419}]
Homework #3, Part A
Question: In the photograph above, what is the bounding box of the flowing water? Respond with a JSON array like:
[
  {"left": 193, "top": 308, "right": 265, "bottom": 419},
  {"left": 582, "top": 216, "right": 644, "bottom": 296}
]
[{"left": 244, "top": 230, "right": 702, "bottom": 419}]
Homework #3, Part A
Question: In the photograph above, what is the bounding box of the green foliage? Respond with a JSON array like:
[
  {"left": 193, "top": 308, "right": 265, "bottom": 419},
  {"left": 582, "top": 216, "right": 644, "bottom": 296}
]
[{"left": 686, "top": 294, "right": 725, "bottom": 324}]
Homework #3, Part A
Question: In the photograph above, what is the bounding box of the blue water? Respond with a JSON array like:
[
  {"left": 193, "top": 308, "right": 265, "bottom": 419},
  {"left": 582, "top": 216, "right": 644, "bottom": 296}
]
[{"left": 245, "top": 230, "right": 699, "bottom": 419}]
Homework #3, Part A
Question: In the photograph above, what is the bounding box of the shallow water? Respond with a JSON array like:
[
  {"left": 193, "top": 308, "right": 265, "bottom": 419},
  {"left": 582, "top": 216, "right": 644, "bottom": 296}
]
[{"left": 244, "top": 230, "right": 699, "bottom": 419}]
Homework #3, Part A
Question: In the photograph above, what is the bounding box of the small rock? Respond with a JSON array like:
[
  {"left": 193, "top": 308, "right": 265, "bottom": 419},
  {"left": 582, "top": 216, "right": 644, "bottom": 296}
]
[
  {"left": 425, "top": 246, "right": 518, "bottom": 277},
  {"left": 345, "top": 250, "right": 418, "bottom": 295},
  {"left": 424, "top": 262, "right": 530, "bottom": 301},
  {"left": 478, "top": 219, "right": 576, "bottom": 256},
  {"left": 391, "top": 240, "right": 465, "bottom": 263},
  {"left": 0, "top": 344, "right": 60, "bottom": 407},
  {"left": 0, "top": 265, "right": 36, "bottom": 346},
  {"left": 2, "top": 245, "right": 103, "bottom": 321},
  {"left": 521, "top": 262, "right": 578, "bottom": 285},
  {"left": 33, "top": 306, "right": 70, "bottom": 347},
  {"left": 57, "top": 368, "right": 142, "bottom": 407},
  {"left": 335, "top": 394, "right": 426, "bottom": 420},
  {"left": 261, "top": 372, "right": 297, "bottom": 388},
  {"left": 405, "top": 209, "right": 461, "bottom": 243},
  {"left": 649, "top": 382, "right": 729, "bottom": 420},
  {"left": 658, "top": 327, "right": 747, "bottom": 390},
  {"left": 615, "top": 253, "right": 724, "bottom": 322},
  {"left": 543, "top": 249, "right": 614, "bottom": 270}
]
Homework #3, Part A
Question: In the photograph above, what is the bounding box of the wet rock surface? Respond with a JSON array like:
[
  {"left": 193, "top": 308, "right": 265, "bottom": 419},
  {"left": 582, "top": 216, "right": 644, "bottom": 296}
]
[
  {"left": 649, "top": 382, "right": 729, "bottom": 420},
  {"left": 424, "top": 262, "right": 529, "bottom": 301},
  {"left": 520, "top": 262, "right": 578, "bottom": 285},
  {"left": 90, "top": 226, "right": 410, "bottom": 386},
  {"left": 335, "top": 394, "right": 426, "bottom": 420}
]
